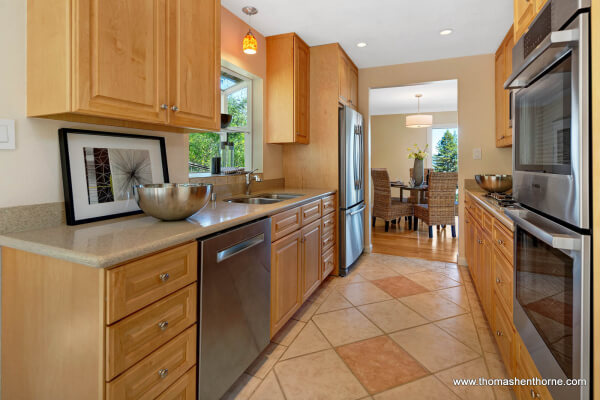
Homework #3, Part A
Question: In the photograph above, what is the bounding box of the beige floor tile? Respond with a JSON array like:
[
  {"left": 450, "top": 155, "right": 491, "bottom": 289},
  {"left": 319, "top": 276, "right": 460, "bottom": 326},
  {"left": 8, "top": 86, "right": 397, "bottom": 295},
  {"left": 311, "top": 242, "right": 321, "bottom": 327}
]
[
  {"left": 435, "top": 314, "right": 482, "bottom": 354},
  {"left": 308, "top": 285, "right": 334, "bottom": 304},
  {"left": 335, "top": 272, "right": 368, "bottom": 287},
  {"left": 312, "top": 308, "right": 383, "bottom": 346},
  {"left": 272, "top": 319, "right": 306, "bottom": 346},
  {"left": 438, "top": 267, "right": 464, "bottom": 282},
  {"left": 484, "top": 352, "right": 516, "bottom": 400},
  {"left": 390, "top": 324, "right": 479, "bottom": 372},
  {"left": 436, "top": 286, "right": 470, "bottom": 310},
  {"left": 355, "top": 264, "right": 400, "bottom": 281},
  {"left": 337, "top": 282, "right": 392, "bottom": 306},
  {"left": 435, "top": 358, "right": 495, "bottom": 400},
  {"left": 386, "top": 262, "right": 429, "bottom": 275},
  {"left": 373, "top": 375, "right": 460, "bottom": 400},
  {"left": 281, "top": 321, "right": 331, "bottom": 360},
  {"left": 478, "top": 325, "right": 500, "bottom": 354},
  {"left": 316, "top": 292, "right": 354, "bottom": 314},
  {"left": 292, "top": 300, "right": 321, "bottom": 322},
  {"left": 358, "top": 299, "right": 427, "bottom": 333},
  {"left": 405, "top": 270, "right": 461, "bottom": 291},
  {"left": 274, "top": 349, "right": 368, "bottom": 400},
  {"left": 222, "top": 373, "right": 262, "bottom": 400},
  {"left": 246, "top": 342, "right": 287, "bottom": 379},
  {"left": 249, "top": 371, "right": 285, "bottom": 400},
  {"left": 399, "top": 292, "right": 468, "bottom": 321}
]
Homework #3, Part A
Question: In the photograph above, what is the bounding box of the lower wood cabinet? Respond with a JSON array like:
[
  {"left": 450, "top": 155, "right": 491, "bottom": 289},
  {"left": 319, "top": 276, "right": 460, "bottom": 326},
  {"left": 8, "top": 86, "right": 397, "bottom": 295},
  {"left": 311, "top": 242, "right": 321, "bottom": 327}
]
[{"left": 301, "top": 220, "right": 322, "bottom": 302}]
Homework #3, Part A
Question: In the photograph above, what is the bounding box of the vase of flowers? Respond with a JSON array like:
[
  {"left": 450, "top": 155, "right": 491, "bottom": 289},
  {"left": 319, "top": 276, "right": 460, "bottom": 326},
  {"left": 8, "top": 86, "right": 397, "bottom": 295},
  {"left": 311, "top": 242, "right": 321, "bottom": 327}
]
[{"left": 407, "top": 144, "right": 428, "bottom": 186}]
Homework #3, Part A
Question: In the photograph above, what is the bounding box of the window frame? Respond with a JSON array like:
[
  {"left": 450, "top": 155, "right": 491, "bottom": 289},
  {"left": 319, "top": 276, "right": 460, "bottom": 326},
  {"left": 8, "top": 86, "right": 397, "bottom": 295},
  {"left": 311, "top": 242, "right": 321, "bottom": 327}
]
[{"left": 221, "top": 68, "right": 253, "bottom": 171}]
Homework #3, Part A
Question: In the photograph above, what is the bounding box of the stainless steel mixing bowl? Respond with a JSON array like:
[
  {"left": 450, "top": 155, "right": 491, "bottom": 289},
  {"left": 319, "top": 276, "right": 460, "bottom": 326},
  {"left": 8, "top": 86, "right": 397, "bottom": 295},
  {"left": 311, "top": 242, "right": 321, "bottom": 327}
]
[
  {"left": 134, "top": 183, "right": 213, "bottom": 221},
  {"left": 474, "top": 174, "right": 513, "bottom": 193}
]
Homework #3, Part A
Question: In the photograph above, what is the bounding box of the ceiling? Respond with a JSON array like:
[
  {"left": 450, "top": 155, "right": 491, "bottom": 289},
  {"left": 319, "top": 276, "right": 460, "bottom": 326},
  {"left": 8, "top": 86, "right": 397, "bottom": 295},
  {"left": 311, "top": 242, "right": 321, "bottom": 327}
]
[
  {"left": 222, "top": 0, "right": 513, "bottom": 68},
  {"left": 369, "top": 80, "right": 457, "bottom": 116}
]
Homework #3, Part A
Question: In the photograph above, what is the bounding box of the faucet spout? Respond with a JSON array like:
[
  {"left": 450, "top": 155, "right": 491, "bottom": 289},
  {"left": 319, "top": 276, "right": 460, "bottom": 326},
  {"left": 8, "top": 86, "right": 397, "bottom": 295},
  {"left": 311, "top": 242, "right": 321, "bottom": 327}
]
[{"left": 245, "top": 169, "right": 262, "bottom": 195}]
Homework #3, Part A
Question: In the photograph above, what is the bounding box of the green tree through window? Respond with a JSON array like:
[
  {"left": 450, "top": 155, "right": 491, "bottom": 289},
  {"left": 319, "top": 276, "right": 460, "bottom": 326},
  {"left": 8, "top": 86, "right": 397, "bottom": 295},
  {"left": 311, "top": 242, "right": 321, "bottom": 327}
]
[{"left": 432, "top": 130, "right": 458, "bottom": 172}]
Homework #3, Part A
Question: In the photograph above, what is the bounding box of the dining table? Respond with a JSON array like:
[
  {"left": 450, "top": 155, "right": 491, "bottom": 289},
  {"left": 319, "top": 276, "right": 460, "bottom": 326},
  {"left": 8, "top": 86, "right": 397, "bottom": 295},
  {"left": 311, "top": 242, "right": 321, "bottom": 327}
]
[{"left": 390, "top": 181, "right": 428, "bottom": 204}]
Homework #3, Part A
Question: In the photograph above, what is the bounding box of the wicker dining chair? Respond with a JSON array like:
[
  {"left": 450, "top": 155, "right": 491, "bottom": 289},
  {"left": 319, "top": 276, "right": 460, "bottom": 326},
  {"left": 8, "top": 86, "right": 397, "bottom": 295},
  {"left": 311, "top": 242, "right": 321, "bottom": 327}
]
[
  {"left": 414, "top": 172, "right": 458, "bottom": 238},
  {"left": 407, "top": 168, "right": 432, "bottom": 204},
  {"left": 371, "top": 168, "right": 414, "bottom": 232}
]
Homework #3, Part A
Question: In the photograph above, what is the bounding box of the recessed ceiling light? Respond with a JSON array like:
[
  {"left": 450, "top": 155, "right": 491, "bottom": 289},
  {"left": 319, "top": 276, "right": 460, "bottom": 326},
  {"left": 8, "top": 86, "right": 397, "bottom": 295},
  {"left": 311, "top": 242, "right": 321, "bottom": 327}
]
[
  {"left": 356, "top": 42, "right": 367, "bottom": 48},
  {"left": 440, "top": 29, "right": 454, "bottom": 36}
]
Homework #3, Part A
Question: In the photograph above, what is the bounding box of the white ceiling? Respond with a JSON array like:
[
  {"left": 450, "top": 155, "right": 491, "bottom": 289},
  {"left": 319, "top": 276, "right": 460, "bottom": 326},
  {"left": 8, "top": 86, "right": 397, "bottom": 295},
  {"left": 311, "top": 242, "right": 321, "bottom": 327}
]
[
  {"left": 222, "top": 0, "right": 513, "bottom": 68},
  {"left": 369, "top": 80, "right": 458, "bottom": 116}
]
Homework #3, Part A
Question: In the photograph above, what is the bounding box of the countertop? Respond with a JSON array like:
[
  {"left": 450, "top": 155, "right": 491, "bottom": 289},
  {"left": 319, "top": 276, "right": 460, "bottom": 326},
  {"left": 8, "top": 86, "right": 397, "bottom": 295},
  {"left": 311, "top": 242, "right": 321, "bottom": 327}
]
[
  {"left": 0, "top": 188, "right": 335, "bottom": 268},
  {"left": 465, "top": 188, "right": 515, "bottom": 231}
]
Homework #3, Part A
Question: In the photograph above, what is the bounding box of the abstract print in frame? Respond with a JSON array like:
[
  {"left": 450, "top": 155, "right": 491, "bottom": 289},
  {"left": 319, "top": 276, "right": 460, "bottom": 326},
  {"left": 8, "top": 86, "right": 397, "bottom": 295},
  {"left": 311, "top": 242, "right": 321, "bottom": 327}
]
[{"left": 59, "top": 129, "right": 169, "bottom": 225}]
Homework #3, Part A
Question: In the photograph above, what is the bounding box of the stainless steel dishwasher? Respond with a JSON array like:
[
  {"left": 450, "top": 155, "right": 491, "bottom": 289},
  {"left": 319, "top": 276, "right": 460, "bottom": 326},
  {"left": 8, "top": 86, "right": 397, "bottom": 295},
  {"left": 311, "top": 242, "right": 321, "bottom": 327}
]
[{"left": 198, "top": 218, "right": 271, "bottom": 400}]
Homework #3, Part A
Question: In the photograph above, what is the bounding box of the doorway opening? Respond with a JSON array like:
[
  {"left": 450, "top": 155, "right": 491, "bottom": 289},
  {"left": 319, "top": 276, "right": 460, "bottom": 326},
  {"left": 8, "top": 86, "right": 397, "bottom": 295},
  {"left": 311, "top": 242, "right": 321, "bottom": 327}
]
[{"left": 369, "top": 79, "right": 459, "bottom": 263}]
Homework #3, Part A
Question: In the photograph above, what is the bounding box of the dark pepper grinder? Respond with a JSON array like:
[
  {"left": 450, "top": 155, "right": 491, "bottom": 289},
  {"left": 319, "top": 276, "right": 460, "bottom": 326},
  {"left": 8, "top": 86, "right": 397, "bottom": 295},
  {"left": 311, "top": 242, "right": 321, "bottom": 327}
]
[{"left": 211, "top": 157, "right": 221, "bottom": 174}]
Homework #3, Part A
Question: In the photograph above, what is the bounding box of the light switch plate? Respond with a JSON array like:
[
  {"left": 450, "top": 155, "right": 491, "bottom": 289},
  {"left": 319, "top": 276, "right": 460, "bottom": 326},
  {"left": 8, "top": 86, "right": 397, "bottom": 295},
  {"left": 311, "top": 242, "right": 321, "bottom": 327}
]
[
  {"left": 0, "top": 119, "right": 15, "bottom": 150},
  {"left": 472, "top": 148, "right": 482, "bottom": 160}
]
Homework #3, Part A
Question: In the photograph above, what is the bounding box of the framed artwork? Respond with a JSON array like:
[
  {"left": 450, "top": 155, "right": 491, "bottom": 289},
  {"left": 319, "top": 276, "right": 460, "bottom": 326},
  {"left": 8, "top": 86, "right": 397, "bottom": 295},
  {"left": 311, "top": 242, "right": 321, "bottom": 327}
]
[{"left": 59, "top": 128, "right": 169, "bottom": 225}]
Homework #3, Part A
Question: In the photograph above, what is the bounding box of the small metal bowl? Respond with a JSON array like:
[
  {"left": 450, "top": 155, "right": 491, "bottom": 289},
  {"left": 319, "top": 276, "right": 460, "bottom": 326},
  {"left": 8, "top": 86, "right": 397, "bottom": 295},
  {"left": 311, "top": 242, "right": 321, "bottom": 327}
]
[
  {"left": 134, "top": 183, "right": 213, "bottom": 221},
  {"left": 475, "top": 174, "right": 513, "bottom": 193}
]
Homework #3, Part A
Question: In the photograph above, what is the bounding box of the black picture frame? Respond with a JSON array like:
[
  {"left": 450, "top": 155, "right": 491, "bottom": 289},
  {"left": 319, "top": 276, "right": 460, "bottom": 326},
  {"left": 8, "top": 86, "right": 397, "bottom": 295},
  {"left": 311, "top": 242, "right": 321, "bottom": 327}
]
[{"left": 59, "top": 128, "right": 170, "bottom": 225}]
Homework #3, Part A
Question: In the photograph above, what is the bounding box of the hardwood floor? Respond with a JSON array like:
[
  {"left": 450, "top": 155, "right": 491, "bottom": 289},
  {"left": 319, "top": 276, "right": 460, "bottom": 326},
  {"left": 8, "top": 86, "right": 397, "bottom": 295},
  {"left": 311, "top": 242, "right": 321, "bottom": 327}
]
[{"left": 371, "top": 217, "right": 458, "bottom": 263}]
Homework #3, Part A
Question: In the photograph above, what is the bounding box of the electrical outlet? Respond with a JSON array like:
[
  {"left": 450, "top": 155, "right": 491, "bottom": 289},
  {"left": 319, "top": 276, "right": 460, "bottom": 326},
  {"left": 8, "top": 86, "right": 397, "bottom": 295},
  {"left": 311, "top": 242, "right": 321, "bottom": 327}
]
[
  {"left": 0, "top": 119, "right": 15, "bottom": 150},
  {"left": 472, "top": 148, "right": 482, "bottom": 160}
]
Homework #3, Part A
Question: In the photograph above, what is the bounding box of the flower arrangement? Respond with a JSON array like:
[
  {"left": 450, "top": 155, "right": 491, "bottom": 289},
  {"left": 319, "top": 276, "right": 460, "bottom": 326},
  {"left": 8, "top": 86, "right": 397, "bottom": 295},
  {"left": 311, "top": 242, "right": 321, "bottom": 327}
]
[{"left": 407, "top": 144, "right": 429, "bottom": 160}]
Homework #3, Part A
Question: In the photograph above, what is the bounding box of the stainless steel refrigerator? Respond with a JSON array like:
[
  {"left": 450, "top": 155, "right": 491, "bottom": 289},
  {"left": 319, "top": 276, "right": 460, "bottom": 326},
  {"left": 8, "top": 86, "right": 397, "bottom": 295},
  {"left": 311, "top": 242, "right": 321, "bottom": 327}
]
[{"left": 339, "top": 106, "right": 365, "bottom": 276}]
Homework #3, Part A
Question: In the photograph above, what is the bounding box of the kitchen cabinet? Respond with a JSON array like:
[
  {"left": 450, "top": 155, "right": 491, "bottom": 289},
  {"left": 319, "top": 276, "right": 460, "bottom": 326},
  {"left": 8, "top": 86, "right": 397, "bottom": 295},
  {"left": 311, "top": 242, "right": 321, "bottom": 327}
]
[
  {"left": 27, "top": 0, "right": 220, "bottom": 132},
  {"left": 514, "top": 0, "right": 536, "bottom": 41},
  {"left": 495, "top": 26, "right": 514, "bottom": 148},
  {"left": 339, "top": 50, "right": 359, "bottom": 108},
  {"left": 301, "top": 220, "right": 322, "bottom": 301},
  {"left": 266, "top": 33, "right": 310, "bottom": 144}
]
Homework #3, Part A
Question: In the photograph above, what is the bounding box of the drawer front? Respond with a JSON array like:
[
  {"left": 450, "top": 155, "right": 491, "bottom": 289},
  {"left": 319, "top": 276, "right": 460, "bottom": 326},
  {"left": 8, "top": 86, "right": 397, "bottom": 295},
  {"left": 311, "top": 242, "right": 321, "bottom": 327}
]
[
  {"left": 107, "top": 325, "right": 197, "bottom": 400},
  {"left": 482, "top": 210, "right": 494, "bottom": 232},
  {"left": 321, "top": 212, "right": 335, "bottom": 236},
  {"left": 493, "top": 222, "right": 514, "bottom": 263},
  {"left": 271, "top": 207, "right": 301, "bottom": 242},
  {"left": 321, "top": 195, "right": 336, "bottom": 216},
  {"left": 516, "top": 336, "right": 553, "bottom": 400},
  {"left": 107, "top": 285, "right": 197, "bottom": 380},
  {"left": 321, "top": 228, "right": 335, "bottom": 252},
  {"left": 301, "top": 200, "right": 322, "bottom": 226},
  {"left": 492, "top": 294, "right": 514, "bottom": 376},
  {"left": 107, "top": 242, "right": 198, "bottom": 324},
  {"left": 321, "top": 246, "right": 335, "bottom": 280},
  {"left": 156, "top": 366, "right": 196, "bottom": 400},
  {"left": 493, "top": 248, "right": 513, "bottom": 315}
]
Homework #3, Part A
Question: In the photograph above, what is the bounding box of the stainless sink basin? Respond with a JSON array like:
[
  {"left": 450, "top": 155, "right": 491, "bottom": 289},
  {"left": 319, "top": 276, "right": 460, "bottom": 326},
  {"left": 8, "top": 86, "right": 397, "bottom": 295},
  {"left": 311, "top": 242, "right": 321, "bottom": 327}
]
[
  {"left": 225, "top": 197, "right": 282, "bottom": 205},
  {"left": 252, "top": 193, "right": 304, "bottom": 200}
]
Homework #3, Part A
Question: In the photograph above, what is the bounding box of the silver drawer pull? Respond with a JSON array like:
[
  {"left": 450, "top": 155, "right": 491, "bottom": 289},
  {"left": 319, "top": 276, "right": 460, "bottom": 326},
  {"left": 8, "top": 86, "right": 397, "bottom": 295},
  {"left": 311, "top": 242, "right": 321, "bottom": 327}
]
[
  {"left": 530, "top": 389, "right": 540, "bottom": 398},
  {"left": 158, "top": 368, "right": 168, "bottom": 379},
  {"left": 217, "top": 233, "right": 265, "bottom": 263},
  {"left": 496, "top": 277, "right": 501, "bottom": 284},
  {"left": 496, "top": 330, "right": 503, "bottom": 337},
  {"left": 158, "top": 321, "right": 169, "bottom": 331},
  {"left": 159, "top": 273, "right": 170, "bottom": 282},
  {"left": 497, "top": 239, "right": 504, "bottom": 245}
]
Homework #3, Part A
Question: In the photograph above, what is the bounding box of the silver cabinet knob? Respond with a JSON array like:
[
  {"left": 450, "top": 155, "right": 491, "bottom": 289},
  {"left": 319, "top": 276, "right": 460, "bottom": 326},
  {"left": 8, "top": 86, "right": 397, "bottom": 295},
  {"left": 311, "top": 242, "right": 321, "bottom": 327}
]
[
  {"left": 496, "top": 277, "right": 501, "bottom": 284},
  {"left": 158, "top": 321, "right": 169, "bottom": 331},
  {"left": 158, "top": 368, "right": 168, "bottom": 379},
  {"left": 160, "top": 104, "right": 168, "bottom": 110},
  {"left": 159, "top": 273, "right": 170, "bottom": 282},
  {"left": 497, "top": 239, "right": 504, "bottom": 245},
  {"left": 478, "top": 240, "right": 484, "bottom": 244},
  {"left": 496, "top": 330, "right": 503, "bottom": 337},
  {"left": 171, "top": 105, "right": 179, "bottom": 112},
  {"left": 530, "top": 389, "right": 540, "bottom": 398}
]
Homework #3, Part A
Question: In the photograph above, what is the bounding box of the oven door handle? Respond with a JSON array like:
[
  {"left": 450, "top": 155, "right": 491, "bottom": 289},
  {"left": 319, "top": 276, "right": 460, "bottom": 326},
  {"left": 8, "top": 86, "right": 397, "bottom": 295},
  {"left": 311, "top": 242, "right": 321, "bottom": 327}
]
[
  {"left": 505, "top": 209, "right": 581, "bottom": 251},
  {"left": 504, "top": 29, "right": 579, "bottom": 89}
]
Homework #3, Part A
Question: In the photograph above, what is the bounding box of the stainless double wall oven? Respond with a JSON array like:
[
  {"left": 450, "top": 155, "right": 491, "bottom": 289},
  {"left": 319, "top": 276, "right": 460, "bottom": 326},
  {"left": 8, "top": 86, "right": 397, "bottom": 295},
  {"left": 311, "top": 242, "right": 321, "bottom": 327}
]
[{"left": 504, "top": 1, "right": 590, "bottom": 399}]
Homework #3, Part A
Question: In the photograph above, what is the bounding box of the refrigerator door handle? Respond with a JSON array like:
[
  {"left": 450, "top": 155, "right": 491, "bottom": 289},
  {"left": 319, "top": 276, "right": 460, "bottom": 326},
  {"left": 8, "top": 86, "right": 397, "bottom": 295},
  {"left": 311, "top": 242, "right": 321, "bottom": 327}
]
[{"left": 349, "top": 205, "right": 366, "bottom": 216}]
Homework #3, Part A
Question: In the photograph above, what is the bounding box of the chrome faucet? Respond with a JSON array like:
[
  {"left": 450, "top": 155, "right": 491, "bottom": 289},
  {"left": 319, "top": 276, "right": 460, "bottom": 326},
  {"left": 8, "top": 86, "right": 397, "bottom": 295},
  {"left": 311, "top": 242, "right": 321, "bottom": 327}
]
[{"left": 245, "top": 169, "right": 262, "bottom": 195}]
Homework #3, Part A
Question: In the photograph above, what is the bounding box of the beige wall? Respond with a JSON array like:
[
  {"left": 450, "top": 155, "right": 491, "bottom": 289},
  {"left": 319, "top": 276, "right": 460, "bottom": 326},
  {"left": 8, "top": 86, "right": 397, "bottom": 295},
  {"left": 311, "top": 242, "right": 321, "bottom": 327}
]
[
  {"left": 359, "top": 54, "right": 512, "bottom": 262},
  {"left": 371, "top": 112, "right": 458, "bottom": 184}
]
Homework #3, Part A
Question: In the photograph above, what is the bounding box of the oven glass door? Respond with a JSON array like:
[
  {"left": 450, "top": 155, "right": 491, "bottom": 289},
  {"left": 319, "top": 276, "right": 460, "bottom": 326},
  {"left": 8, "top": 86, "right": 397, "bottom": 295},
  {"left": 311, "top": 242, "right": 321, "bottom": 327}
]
[
  {"left": 515, "top": 228, "right": 574, "bottom": 378},
  {"left": 514, "top": 54, "right": 572, "bottom": 175}
]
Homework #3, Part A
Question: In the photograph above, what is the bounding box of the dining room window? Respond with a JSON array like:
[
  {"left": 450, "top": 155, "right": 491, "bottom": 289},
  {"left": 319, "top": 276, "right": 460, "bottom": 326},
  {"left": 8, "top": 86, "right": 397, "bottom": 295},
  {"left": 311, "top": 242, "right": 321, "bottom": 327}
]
[{"left": 431, "top": 128, "right": 458, "bottom": 172}]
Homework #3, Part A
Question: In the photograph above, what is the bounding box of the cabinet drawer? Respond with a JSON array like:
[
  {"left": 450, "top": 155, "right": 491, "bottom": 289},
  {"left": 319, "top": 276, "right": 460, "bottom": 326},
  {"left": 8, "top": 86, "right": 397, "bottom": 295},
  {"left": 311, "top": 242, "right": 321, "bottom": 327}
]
[
  {"left": 321, "top": 195, "right": 336, "bottom": 216},
  {"left": 516, "top": 335, "right": 553, "bottom": 400},
  {"left": 321, "top": 229, "right": 335, "bottom": 252},
  {"left": 106, "top": 285, "right": 197, "bottom": 380},
  {"left": 156, "top": 366, "right": 196, "bottom": 400},
  {"left": 321, "top": 212, "right": 336, "bottom": 236},
  {"left": 493, "top": 248, "right": 513, "bottom": 315},
  {"left": 107, "top": 242, "right": 197, "bottom": 324},
  {"left": 482, "top": 210, "right": 494, "bottom": 232},
  {"left": 301, "top": 200, "right": 322, "bottom": 226},
  {"left": 492, "top": 294, "right": 514, "bottom": 376},
  {"left": 106, "top": 325, "right": 197, "bottom": 400},
  {"left": 272, "top": 207, "right": 301, "bottom": 242},
  {"left": 493, "top": 222, "right": 514, "bottom": 263},
  {"left": 321, "top": 246, "right": 335, "bottom": 280}
]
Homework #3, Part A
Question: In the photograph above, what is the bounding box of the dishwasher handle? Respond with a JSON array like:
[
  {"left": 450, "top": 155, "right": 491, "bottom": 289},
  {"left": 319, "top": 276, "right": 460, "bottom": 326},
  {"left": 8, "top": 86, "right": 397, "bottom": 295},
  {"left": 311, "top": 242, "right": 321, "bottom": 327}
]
[{"left": 216, "top": 233, "right": 265, "bottom": 263}]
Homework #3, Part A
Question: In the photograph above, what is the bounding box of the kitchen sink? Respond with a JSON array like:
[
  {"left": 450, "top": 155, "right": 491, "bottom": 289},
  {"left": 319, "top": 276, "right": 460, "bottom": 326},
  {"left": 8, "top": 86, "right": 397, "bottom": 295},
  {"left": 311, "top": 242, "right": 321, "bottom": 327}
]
[
  {"left": 252, "top": 193, "right": 304, "bottom": 200},
  {"left": 226, "top": 197, "right": 282, "bottom": 205}
]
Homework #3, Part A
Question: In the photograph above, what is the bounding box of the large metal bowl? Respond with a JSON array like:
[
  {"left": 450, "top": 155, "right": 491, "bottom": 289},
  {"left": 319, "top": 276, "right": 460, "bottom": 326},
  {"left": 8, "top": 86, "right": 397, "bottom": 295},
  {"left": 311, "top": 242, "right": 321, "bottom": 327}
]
[
  {"left": 475, "top": 175, "right": 513, "bottom": 193},
  {"left": 134, "top": 183, "right": 213, "bottom": 221}
]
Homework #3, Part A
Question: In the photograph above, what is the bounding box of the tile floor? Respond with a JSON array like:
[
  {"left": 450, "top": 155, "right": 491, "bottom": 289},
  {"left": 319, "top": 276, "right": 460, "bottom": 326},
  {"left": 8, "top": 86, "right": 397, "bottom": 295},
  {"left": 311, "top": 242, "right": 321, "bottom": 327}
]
[{"left": 222, "top": 252, "right": 515, "bottom": 400}]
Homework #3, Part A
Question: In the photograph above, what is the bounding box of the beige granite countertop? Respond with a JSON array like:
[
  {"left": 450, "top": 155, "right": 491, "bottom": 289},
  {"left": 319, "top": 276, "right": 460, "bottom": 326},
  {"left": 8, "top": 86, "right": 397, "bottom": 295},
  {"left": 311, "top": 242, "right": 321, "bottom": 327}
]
[
  {"left": 465, "top": 188, "right": 514, "bottom": 231},
  {"left": 0, "top": 188, "right": 335, "bottom": 268}
]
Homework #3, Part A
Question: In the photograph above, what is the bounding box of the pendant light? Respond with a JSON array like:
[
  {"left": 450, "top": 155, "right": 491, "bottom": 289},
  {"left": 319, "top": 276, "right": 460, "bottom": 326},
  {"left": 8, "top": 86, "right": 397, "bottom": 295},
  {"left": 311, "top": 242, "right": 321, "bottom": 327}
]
[
  {"left": 406, "top": 94, "right": 433, "bottom": 128},
  {"left": 242, "top": 6, "right": 258, "bottom": 55}
]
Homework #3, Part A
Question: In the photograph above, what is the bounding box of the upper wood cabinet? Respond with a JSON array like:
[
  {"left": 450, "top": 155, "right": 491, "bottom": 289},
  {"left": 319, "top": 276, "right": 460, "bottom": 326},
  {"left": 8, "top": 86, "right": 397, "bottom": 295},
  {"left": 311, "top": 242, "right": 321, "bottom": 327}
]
[
  {"left": 27, "top": 0, "right": 220, "bottom": 132},
  {"left": 536, "top": 0, "right": 549, "bottom": 12},
  {"left": 514, "top": 0, "right": 536, "bottom": 41},
  {"left": 267, "top": 33, "right": 310, "bottom": 144},
  {"left": 339, "top": 49, "right": 359, "bottom": 108},
  {"left": 495, "top": 26, "right": 514, "bottom": 148}
]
